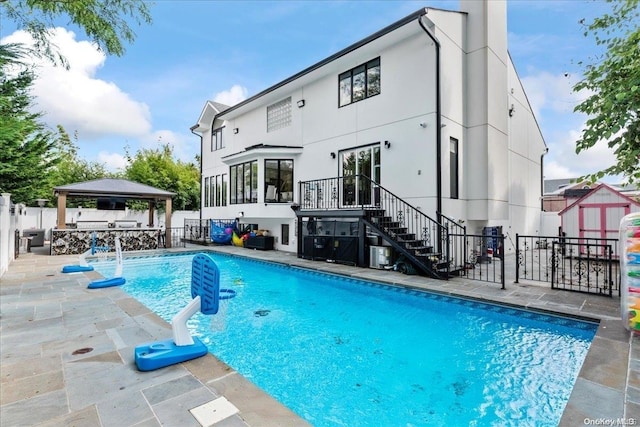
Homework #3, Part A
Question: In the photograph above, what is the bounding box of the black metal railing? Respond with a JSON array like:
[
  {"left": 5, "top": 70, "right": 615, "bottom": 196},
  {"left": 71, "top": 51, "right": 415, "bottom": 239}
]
[
  {"left": 184, "top": 218, "right": 210, "bottom": 242},
  {"left": 438, "top": 212, "right": 467, "bottom": 273},
  {"left": 298, "top": 175, "right": 448, "bottom": 278},
  {"left": 451, "top": 233, "right": 505, "bottom": 288},
  {"left": 515, "top": 234, "right": 619, "bottom": 296},
  {"left": 166, "top": 227, "right": 185, "bottom": 248}
]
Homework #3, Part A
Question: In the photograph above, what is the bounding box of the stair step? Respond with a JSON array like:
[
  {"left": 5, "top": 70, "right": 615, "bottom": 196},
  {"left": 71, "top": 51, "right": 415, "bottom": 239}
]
[{"left": 395, "top": 233, "right": 416, "bottom": 241}]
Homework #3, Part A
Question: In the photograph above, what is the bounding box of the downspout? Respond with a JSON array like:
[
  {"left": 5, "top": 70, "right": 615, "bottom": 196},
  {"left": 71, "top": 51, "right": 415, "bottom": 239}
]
[
  {"left": 190, "top": 124, "right": 204, "bottom": 222},
  {"left": 540, "top": 146, "right": 549, "bottom": 212},
  {"left": 418, "top": 12, "right": 443, "bottom": 249}
]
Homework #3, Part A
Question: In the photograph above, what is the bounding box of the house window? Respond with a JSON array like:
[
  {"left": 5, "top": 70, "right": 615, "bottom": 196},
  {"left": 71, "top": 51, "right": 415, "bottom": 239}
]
[
  {"left": 208, "top": 174, "right": 227, "bottom": 207},
  {"left": 339, "top": 58, "right": 380, "bottom": 107},
  {"left": 204, "top": 177, "right": 210, "bottom": 207},
  {"left": 211, "top": 127, "right": 223, "bottom": 151},
  {"left": 267, "top": 97, "right": 291, "bottom": 132},
  {"left": 450, "top": 137, "right": 459, "bottom": 199},
  {"left": 264, "top": 159, "right": 294, "bottom": 203},
  {"left": 230, "top": 161, "right": 257, "bottom": 204}
]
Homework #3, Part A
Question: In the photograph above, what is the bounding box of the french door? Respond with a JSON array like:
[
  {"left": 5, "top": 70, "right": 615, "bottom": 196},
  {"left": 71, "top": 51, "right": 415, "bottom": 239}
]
[{"left": 340, "top": 145, "right": 380, "bottom": 207}]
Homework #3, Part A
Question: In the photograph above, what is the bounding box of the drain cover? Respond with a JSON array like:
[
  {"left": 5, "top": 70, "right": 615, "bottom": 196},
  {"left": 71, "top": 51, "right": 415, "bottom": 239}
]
[{"left": 72, "top": 347, "right": 93, "bottom": 355}]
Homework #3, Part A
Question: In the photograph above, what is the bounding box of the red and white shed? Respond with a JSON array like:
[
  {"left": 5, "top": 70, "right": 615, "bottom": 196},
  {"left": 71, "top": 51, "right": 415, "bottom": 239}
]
[{"left": 559, "top": 183, "right": 640, "bottom": 241}]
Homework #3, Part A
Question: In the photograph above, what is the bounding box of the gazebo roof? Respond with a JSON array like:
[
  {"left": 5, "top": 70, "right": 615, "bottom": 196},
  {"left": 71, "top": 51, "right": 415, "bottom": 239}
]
[{"left": 54, "top": 178, "right": 175, "bottom": 201}]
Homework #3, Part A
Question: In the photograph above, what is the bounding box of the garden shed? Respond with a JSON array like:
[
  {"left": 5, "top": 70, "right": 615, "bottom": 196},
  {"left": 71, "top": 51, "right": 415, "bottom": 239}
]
[{"left": 559, "top": 183, "right": 640, "bottom": 241}]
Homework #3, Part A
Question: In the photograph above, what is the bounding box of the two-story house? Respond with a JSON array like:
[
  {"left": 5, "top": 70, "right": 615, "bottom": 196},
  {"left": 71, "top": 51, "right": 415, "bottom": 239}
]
[{"left": 192, "top": 1, "right": 546, "bottom": 277}]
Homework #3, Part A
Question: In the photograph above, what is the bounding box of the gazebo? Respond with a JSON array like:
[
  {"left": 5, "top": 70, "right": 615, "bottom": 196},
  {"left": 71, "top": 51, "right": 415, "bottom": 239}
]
[{"left": 51, "top": 178, "right": 176, "bottom": 254}]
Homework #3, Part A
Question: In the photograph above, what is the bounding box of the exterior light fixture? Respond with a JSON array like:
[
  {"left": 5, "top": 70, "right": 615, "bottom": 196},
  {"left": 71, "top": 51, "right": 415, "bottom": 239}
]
[
  {"left": 233, "top": 128, "right": 239, "bottom": 134},
  {"left": 330, "top": 152, "right": 336, "bottom": 159},
  {"left": 297, "top": 99, "right": 305, "bottom": 108},
  {"left": 384, "top": 141, "right": 391, "bottom": 149},
  {"left": 238, "top": 211, "right": 244, "bottom": 218},
  {"left": 509, "top": 104, "right": 515, "bottom": 117}
]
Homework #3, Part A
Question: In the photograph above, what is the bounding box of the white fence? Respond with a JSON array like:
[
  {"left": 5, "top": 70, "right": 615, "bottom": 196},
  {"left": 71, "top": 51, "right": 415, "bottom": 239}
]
[
  {"left": 1, "top": 204, "right": 200, "bottom": 277},
  {"left": 0, "top": 194, "right": 21, "bottom": 277}
]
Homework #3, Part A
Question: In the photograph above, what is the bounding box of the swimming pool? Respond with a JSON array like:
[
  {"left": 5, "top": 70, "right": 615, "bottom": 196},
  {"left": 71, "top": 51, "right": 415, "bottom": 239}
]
[{"left": 94, "top": 252, "right": 597, "bottom": 426}]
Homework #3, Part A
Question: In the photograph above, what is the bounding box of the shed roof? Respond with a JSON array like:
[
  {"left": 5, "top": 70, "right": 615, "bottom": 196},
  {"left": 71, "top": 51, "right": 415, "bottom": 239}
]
[
  {"left": 53, "top": 178, "right": 175, "bottom": 200},
  {"left": 558, "top": 183, "right": 640, "bottom": 216}
]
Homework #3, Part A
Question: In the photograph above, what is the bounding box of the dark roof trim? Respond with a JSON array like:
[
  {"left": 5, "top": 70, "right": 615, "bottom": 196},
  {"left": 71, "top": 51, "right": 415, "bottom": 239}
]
[{"left": 217, "top": 8, "right": 428, "bottom": 119}]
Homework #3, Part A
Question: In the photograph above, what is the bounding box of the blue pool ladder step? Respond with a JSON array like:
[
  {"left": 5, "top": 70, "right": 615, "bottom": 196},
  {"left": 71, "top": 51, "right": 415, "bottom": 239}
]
[{"left": 135, "top": 253, "right": 236, "bottom": 371}]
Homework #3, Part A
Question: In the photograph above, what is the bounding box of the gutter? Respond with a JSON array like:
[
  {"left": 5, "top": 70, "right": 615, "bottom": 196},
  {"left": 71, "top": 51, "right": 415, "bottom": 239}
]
[
  {"left": 190, "top": 124, "right": 204, "bottom": 222},
  {"left": 418, "top": 13, "right": 443, "bottom": 230}
]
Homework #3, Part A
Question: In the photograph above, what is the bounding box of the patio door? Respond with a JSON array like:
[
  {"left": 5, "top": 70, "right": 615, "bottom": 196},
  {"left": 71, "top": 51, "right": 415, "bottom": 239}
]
[{"left": 340, "top": 145, "right": 380, "bottom": 207}]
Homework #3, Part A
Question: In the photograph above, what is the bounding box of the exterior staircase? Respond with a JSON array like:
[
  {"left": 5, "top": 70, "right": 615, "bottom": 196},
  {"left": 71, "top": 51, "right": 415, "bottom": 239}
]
[{"left": 298, "top": 175, "right": 452, "bottom": 279}]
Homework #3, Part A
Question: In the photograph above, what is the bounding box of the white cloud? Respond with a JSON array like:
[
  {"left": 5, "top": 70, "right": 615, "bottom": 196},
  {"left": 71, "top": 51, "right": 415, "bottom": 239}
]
[
  {"left": 97, "top": 151, "right": 128, "bottom": 171},
  {"left": 521, "top": 71, "right": 585, "bottom": 117},
  {"left": 213, "top": 85, "right": 248, "bottom": 106},
  {"left": 2, "top": 28, "right": 152, "bottom": 140}
]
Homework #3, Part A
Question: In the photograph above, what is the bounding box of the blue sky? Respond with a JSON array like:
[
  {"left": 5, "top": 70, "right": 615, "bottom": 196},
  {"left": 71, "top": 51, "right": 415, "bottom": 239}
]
[{"left": 0, "top": 0, "right": 617, "bottom": 181}]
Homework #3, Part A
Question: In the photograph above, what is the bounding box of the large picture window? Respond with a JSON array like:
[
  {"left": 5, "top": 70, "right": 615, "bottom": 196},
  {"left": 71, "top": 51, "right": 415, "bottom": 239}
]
[
  {"left": 230, "top": 161, "right": 257, "bottom": 204},
  {"left": 339, "top": 58, "right": 380, "bottom": 107},
  {"left": 264, "top": 159, "right": 294, "bottom": 203}
]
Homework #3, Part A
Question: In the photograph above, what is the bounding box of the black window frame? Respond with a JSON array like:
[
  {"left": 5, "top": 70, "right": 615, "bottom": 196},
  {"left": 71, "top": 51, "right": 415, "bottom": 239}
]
[
  {"left": 264, "top": 159, "right": 294, "bottom": 203},
  {"left": 211, "top": 127, "right": 224, "bottom": 151},
  {"left": 450, "top": 137, "right": 459, "bottom": 200},
  {"left": 230, "top": 161, "right": 257, "bottom": 205},
  {"left": 338, "top": 57, "right": 381, "bottom": 107}
]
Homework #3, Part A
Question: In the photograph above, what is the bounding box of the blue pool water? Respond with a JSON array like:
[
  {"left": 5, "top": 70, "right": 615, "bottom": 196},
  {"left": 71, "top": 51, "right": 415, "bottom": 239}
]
[{"left": 94, "top": 252, "right": 597, "bottom": 426}]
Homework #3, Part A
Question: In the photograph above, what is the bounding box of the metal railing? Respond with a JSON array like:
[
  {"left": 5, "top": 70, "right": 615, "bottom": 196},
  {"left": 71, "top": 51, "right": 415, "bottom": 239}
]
[
  {"left": 515, "top": 234, "right": 619, "bottom": 296},
  {"left": 166, "top": 227, "right": 185, "bottom": 248},
  {"left": 451, "top": 233, "right": 505, "bottom": 289},
  {"left": 184, "top": 218, "right": 210, "bottom": 243},
  {"left": 299, "top": 175, "right": 448, "bottom": 278}
]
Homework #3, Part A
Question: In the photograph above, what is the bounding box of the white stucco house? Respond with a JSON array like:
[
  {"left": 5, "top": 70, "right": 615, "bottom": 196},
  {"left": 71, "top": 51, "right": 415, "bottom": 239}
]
[{"left": 192, "top": 1, "right": 546, "bottom": 277}]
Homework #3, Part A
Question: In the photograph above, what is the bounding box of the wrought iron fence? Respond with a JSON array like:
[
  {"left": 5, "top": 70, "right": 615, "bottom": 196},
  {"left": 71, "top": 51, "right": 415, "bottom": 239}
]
[
  {"left": 184, "top": 218, "right": 210, "bottom": 243},
  {"left": 450, "top": 233, "right": 505, "bottom": 288},
  {"left": 515, "top": 234, "right": 620, "bottom": 296},
  {"left": 166, "top": 227, "right": 185, "bottom": 248}
]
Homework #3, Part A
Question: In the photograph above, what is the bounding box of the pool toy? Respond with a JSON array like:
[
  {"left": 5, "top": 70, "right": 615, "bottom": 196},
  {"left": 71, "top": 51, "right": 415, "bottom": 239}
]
[
  {"left": 134, "top": 253, "right": 237, "bottom": 371},
  {"left": 210, "top": 220, "right": 233, "bottom": 244},
  {"left": 88, "top": 237, "right": 126, "bottom": 289},
  {"left": 61, "top": 232, "right": 108, "bottom": 273},
  {"left": 232, "top": 232, "right": 244, "bottom": 247},
  {"left": 621, "top": 213, "right": 640, "bottom": 333}
]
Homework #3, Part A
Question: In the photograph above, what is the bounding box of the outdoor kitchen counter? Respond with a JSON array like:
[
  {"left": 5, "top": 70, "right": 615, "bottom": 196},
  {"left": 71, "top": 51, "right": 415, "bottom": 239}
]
[{"left": 50, "top": 227, "right": 162, "bottom": 255}]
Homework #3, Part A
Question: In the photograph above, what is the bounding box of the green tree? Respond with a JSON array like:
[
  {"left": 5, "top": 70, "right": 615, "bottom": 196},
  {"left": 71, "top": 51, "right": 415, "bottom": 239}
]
[
  {"left": 125, "top": 144, "right": 200, "bottom": 211},
  {"left": 1, "top": 0, "right": 152, "bottom": 66},
  {"left": 0, "top": 43, "right": 62, "bottom": 204},
  {"left": 51, "top": 126, "right": 110, "bottom": 184},
  {"left": 573, "top": 0, "right": 640, "bottom": 185},
  {"left": 49, "top": 126, "right": 112, "bottom": 207}
]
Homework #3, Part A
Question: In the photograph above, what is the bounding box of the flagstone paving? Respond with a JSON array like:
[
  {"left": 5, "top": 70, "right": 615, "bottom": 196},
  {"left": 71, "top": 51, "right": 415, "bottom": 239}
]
[{"left": 1, "top": 244, "right": 638, "bottom": 426}]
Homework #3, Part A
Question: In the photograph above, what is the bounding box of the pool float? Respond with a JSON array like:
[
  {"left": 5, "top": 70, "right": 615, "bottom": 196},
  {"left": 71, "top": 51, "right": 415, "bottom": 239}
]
[
  {"left": 210, "top": 220, "right": 233, "bottom": 244},
  {"left": 232, "top": 232, "right": 245, "bottom": 247}
]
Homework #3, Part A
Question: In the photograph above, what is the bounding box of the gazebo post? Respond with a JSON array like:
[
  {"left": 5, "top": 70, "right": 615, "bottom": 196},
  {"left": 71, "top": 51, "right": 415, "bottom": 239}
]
[
  {"left": 165, "top": 197, "right": 172, "bottom": 248},
  {"left": 56, "top": 192, "right": 67, "bottom": 229},
  {"left": 148, "top": 201, "right": 155, "bottom": 227}
]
